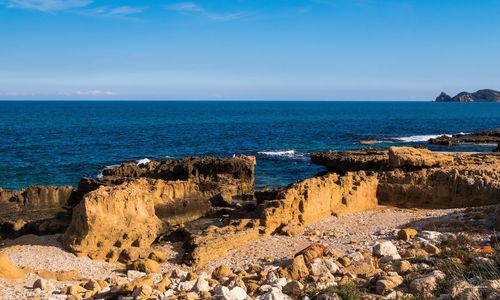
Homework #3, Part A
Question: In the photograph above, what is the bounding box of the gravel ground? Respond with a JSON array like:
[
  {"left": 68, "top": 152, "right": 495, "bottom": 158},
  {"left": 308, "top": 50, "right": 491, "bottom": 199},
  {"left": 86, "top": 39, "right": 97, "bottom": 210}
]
[
  {"left": 204, "top": 206, "right": 461, "bottom": 271},
  {"left": 0, "top": 206, "right": 483, "bottom": 299}
]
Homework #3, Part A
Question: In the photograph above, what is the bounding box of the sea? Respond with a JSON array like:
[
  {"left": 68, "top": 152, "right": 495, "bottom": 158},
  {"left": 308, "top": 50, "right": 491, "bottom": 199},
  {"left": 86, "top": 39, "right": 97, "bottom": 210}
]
[{"left": 1, "top": 101, "right": 499, "bottom": 190}]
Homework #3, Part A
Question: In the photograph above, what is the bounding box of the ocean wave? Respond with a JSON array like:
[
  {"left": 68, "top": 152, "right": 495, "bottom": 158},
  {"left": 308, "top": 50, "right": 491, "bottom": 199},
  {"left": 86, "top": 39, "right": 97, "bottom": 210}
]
[
  {"left": 104, "top": 164, "right": 120, "bottom": 169},
  {"left": 136, "top": 158, "right": 151, "bottom": 165},
  {"left": 391, "top": 134, "right": 451, "bottom": 143},
  {"left": 257, "top": 150, "right": 306, "bottom": 159}
]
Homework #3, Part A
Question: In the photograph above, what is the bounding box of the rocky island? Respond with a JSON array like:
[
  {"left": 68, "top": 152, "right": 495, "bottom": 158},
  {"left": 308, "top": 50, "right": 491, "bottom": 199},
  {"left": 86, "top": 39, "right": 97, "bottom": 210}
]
[
  {"left": 435, "top": 89, "right": 500, "bottom": 102},
  {"left": 0, "top": 147, "right": 499, "bottom": 300}
]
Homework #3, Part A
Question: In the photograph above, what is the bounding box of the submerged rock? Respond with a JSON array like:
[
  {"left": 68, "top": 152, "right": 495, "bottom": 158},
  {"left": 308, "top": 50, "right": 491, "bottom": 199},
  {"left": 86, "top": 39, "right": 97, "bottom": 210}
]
[{"left": 429, "top": 130, "right": 500, "bottom": 146}]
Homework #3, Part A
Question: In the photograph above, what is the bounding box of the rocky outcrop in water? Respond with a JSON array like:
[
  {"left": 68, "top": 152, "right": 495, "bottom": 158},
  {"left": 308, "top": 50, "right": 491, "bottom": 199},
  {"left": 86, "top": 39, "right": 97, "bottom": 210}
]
[
  {"left": 435, "top": 89, "right": 500, "bottom": 102},
  {"left": 60, "top": 155, "right": 257, "bottom": 261},
  {"left": 102, "top": 155, "right": 255, "bottom": 193},
  {"left": 311, "top": 147, "right": 500, "bottom": 209},
  {"left": 428, "top": 129, "right": 500, "bottom": 147}
]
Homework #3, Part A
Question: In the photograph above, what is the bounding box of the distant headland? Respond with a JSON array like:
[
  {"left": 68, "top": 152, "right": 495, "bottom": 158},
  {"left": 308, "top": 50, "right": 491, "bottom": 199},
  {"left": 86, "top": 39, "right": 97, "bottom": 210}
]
[{"left": 435, "top": 89, "right": 500, "bottom": 102}]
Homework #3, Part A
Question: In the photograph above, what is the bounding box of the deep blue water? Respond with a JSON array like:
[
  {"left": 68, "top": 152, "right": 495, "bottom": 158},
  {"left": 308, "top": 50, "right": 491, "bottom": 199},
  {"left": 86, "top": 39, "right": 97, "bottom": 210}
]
[{"left": 0, "top": 101, "right": 499, "bottom": 190}]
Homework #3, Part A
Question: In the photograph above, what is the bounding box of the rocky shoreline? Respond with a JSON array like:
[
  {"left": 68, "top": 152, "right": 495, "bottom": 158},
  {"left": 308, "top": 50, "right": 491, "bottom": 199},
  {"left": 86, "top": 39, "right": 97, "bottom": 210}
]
[{"left": 0, "top": 146, "right": 499, "bottom": 300}]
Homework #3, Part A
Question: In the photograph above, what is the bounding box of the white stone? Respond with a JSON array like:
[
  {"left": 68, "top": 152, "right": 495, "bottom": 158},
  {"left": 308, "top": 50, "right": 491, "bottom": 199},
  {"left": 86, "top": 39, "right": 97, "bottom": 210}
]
[
  {"left": 177, "top": 279, "right": 196, "bottom": 292},
  {"left": 272, "top": 278, "right": 288, "bottom": 288},
  {"left": 171, "top": 269, "right": 188, "bottom": 279},
  {"left": 229, "top": 286, "right": 248, "bottom": 300},
  {"left": 33, "top": 278, "right": 56, "bottom": 292},
  {"left": 419, "top": 231, "right": 443, "bottom": 243},
  {"left": 266, "top": 271, "right": 278, "bottom": 283},
  {"left": 379, "top": 254, "right": 402, "bottom": 263},
  {"left": 214, "top": 285, "right": 232, "bottom": 299},
  {"left": 127, "top": 270, "right": 146, "bottom": 281},
  {"left": 373, "top": 241, "right": 399, "bottom": 257},
  {"left": 323, "top": 258, "right": 340, "bottom": 274},
  {"left": 164, "top": 289, "right": 175, "bottom": 297},
  {"left": 258, "top": 285, "right": 274, "bottom": 293},
  {"left": 192, "top": 278, "right": 211, "bottom": 293},
  {"left": 310, "top": 258, "right": 334, "bottom": 278},
  {"left": 260, "top": 287, "right": 293, "bottom": 300},
  {"left": 214, "top": 285, "right": 247, "bottom": 300}
]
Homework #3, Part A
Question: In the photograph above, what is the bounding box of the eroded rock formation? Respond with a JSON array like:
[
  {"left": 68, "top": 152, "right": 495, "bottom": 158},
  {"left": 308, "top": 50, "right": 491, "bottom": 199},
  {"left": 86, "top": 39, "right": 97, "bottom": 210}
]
[
  {"left": 311, "top": 147, "right": 500, "bottom": 209},
  {"left": 261, "top": 172, "right": 378, "bottom": 234},
  {"left": 62, "top": 179, "right": 162, "bottom": 260},
  {"left": 61, "top": 155, "right": 257, "bottom": 261},
  {"left": 183, "top": 171, "right": 378, "bottom": 266},
  {"left": 0, "top": 186, "right": 73, "bottom": 236}
]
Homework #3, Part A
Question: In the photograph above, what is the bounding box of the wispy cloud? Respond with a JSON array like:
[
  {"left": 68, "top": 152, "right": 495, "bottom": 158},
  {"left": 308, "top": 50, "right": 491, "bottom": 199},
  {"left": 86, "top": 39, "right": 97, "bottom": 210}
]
[
  {"left": 3, "top": 1, "right": 145, "bottom": 18},
  {"left": 0, "top": 91, "right": 37, "bottom": 97},
  {"left": 5, "top": 0, "right": 92, "bottom": 11},
  {"left": 165, "top": 2, "right": 247, "bottom": 21},
  {"left": 83, "top": 6, "right": 145, "bottom": 17},
  {"left": 166, "top": 2, "right": 203, "bottom": 13},
  {"left": 60, "top": 90, "right": 117, "bottom": 97}
]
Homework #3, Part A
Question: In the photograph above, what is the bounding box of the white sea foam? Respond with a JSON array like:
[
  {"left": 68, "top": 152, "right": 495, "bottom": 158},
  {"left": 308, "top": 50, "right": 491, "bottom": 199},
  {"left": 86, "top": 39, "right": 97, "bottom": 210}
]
[
  {"left": 104, "top": 164, "right": 120, "bottom": 169},
  {"left": 258, "top": 150, "right": 306, "bottom": 159},
  {"left": 136, "top": 158, "right": 151, "bottom": 165},
  {"left": 391, "top": 134, "right": 451, "bottom": 143}
]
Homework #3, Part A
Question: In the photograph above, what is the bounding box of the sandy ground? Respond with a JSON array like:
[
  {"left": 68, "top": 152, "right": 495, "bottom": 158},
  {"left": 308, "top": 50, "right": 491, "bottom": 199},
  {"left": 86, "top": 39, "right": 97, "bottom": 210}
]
[{"left": 0, "top": 206, "right": 493, "bottom": 299}]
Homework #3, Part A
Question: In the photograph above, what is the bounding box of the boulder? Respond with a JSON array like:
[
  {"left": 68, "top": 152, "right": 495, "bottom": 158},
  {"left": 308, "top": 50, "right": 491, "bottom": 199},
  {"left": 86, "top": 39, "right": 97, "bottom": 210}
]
[
  {"left": 409, "top": 270, "right": 446, "bottom": 298},
  {"left": 61, "top": 179, "right": 162, "bottom": 260},
  {"left": 375, "top": 272, "right": 403, "bottom": 295},
  {"left": 373, "top": 241, "right": 399, "bottom": 257},
  {"left": 289, "top": 255, "right": 309, "bottom": 280},
  {"left": 397, "top": 228, "right": 418, "bottom": 240},
  {"left": 127, "top": 259, "right": 161, "bottom": 274},
  {"left": 212, "top": 265, "right": 233, "bottom": 279},
  {"left": 295, "top": 243, "right": 326, "bottom": 263}
]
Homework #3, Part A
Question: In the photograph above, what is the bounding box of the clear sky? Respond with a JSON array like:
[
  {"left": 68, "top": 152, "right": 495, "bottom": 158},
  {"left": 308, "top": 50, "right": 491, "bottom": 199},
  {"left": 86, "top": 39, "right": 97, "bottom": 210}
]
[{"left": 0, "top": 0, "right": 499, "bottom": 100}]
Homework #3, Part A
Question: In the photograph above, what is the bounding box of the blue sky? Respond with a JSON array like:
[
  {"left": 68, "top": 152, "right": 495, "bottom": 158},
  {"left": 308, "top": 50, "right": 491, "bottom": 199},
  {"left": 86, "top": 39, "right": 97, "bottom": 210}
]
[{"left": 0, "top": 0, "right": 499, "bottom": 100}]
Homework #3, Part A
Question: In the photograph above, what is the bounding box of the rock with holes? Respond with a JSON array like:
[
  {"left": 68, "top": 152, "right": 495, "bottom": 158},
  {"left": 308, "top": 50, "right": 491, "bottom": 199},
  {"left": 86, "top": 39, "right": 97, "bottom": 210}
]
[{"left": 61, "top": 179, "right": 162, "bottom": 260}]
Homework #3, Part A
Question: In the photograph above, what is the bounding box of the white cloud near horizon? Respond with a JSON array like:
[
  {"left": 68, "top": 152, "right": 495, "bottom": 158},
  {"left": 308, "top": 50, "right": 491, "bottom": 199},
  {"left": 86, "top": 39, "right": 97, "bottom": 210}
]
[
  {"left": 165, "top": 2, "right": 247, "bottom": 21},
  {"left": 6, "top": 0, "right": 92, "bottom": 11},
  {"left": 60, "top": 90, "right": 118, "bottom": 97}
]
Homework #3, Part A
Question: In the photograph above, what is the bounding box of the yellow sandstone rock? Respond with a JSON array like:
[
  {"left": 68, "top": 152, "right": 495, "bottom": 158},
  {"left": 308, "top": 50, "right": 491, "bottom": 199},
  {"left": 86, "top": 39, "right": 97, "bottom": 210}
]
[
  {"left": 62, "top": 179, "right": 162, "bottom": 259},
  {"left": 0, "top": 253, "right": 24, "bottom": 279},
  {"left": 398, "top": 228, "right": 418, "bottom": 240}
]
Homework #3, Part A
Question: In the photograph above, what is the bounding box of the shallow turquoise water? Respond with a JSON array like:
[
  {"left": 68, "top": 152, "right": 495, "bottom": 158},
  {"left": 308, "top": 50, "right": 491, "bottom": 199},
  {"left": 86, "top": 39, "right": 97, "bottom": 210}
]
[{"left": 0, "top": 101, "right": 499, "bottom": 189}]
